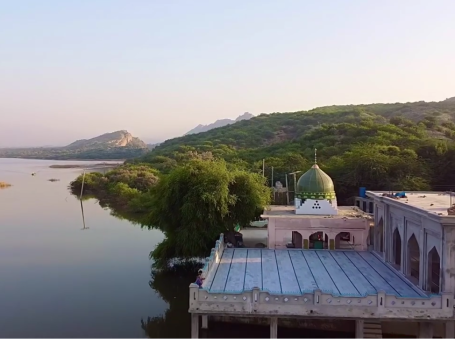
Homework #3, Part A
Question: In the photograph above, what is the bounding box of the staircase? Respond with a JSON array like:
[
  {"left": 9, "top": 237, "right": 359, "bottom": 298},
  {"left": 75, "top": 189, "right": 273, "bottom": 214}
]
[{"left": 363, "top": 320, "right": 383, "bottom": 338}]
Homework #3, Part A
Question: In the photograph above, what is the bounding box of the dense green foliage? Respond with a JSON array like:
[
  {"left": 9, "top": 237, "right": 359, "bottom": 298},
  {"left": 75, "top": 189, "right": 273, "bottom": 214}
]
[
  {"left": 142, "top": 159, "right": 271, "bottom": 269},
  {"left": 130, "top": 99, "right": 455, "bottom": 199},
  {"left": 71, "top": 165, "right": 159, "bottom": 218}
]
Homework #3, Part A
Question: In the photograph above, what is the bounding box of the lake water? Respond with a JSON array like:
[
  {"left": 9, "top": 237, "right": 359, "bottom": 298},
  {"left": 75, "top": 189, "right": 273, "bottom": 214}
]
[{"left": 0, "top": 158, "right": 350, "bottom": 338}]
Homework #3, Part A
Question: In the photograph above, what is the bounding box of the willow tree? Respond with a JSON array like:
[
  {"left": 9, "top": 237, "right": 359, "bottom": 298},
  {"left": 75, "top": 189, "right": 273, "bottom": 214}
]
[{"left": 143, "top": 158, "right": 271, "bottom": 269}]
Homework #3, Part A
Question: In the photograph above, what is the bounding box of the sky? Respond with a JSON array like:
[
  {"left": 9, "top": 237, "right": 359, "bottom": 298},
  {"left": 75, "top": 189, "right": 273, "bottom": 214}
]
[{"left": 1, "top": 0, "right": 455, "bottom": 147}]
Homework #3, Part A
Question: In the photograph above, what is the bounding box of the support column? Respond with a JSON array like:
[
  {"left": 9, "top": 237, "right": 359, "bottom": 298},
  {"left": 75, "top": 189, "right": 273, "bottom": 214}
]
[
  {"left": 355, "top": 320, "right": 364, "bottom": 338},
  {"left": 270, "top": 317, "right": 278, "bottom": 338},
  {"left": 445, "top": 321, "right": 454, "bottom": 338},
  {"left": 418, "top": 322, "right": 434, "bottom": 338},
  {"left": 191, "top": 313, "right": 199, "bottom": 339},
  {"left": 201, "top": 315, "right": 208, "bottom": 330}
]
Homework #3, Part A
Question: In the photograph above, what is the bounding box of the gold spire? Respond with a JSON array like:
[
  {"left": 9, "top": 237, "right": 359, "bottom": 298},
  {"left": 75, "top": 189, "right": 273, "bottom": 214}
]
[{"left": 314, "top": 148, "right": 317, "bottom": 164}]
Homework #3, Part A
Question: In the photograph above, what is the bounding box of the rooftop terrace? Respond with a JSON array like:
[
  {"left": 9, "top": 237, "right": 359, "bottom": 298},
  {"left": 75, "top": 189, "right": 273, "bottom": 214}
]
[
  {"left": 368, "top": 191, "right": 455, "bottom": 216},
  {"left": 261, "top": 205, "right": 372, "bottom": 219},
  {"left": 202, "top": 248, "right": 429, "bottom": 298},
  {"left": 191, "top": 235, "right": 453, "bottom": 320}
]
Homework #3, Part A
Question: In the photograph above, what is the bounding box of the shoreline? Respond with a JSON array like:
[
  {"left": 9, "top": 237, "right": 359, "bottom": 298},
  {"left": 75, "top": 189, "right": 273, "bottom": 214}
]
[
  {"left": 0, "top": 156, "right": 125, "bottom": 163},
  {"left": 49, "top": 162, "right": 123, "bottom": 169}
]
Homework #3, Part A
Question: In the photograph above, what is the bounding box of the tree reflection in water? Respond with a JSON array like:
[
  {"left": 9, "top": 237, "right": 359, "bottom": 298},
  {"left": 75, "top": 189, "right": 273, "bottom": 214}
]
[{"left": 141, "top": 263, "right": 198, "bottom": 338}]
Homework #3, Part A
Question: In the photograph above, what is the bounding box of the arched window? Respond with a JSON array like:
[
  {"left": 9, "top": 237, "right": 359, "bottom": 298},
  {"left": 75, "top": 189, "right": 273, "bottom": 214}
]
[
  {"left": 377, "top": 218, "right": 384, "bottom": 252},
  {"left": 309, "top": 231, "right": 325, "bottom": 249},
  {"left": 427, "top": 247, "right": 440, "bottom": 294},
  {"left": 407, "top": 234, "right": 420, "bottom": 282},
  {"left": 335, "top": 232, "right": 352, "bottom": 250},
  {"left": 393, "top": 228, "right": 402, "bottom": 268}
]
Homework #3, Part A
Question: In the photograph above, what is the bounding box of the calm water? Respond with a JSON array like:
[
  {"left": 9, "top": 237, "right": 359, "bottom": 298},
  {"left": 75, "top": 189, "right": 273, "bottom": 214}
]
[{"left": 0, "top": 158, "right": 351, "bottom": 338}]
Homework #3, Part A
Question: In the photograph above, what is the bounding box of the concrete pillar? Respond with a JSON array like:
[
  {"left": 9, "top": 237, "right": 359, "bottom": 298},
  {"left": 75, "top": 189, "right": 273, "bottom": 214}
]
[
  {"left": 201, "top": 315, "right": 208, "bottom": 329},
  {"left": 355, "top": 320, "right": 364, "bottom": 338},
  {"left": 418, "top": 322, "right": 434, "bottom": 338},
  {"left": 445, "top": 321, "right": 455, "bottom": 338},
  {"left": 191, "top": 313, "right": 199, "bottom": 338},
  {"left": 270, "top": 317, "right": 278, "bottom": 338}
]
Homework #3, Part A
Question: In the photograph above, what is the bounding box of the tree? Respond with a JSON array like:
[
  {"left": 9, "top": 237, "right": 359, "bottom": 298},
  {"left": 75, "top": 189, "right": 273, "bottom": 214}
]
[{"left": 142, "top": 158, "right": 271, "bottom": 270}]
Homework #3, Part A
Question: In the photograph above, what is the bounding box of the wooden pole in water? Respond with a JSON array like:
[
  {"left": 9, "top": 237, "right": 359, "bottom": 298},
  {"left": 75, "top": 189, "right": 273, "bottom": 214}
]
[
  {"left": 262, "top": 159, "right": 265, "bottom": 177},
  {"left": 79, "top": 169, "right": 86, "bottom": 200}
]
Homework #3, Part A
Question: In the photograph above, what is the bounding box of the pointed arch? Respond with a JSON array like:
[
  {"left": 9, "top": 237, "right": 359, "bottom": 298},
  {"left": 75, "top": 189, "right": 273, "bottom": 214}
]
[
  {"left": 427, "top": 247, "right": 440, "bottom": 294},
  {"left": 393, "top": 228, "right": 402, "bottom": 268},
  {"left": 291, "top": 231, "right": 303, "bottom": 249},
  {"left": 377, "top": 217, "right": 384, "bottom": 252},
  {"left": 407, "top": 234, "right": 420, "bottom": 282}
]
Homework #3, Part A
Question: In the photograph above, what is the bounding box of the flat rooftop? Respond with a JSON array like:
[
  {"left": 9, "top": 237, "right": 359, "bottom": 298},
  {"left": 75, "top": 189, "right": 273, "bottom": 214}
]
[
  {"left": 202, "top": 248, "right": 429, "bottom": 298},
  {"left": 262, "top": 205, "right": 372, "bottom": 219},
  {"left": 368, "top": 191, "right": 455, "bottom": 217}
]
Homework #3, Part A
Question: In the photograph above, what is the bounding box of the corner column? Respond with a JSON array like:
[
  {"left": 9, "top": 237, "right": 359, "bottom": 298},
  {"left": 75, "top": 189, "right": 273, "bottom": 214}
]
[
  {"left": 355, "top": 320, "right": 364, "bottom": 338},
  {"left": 418, "top": 322, "right": 434, "bottom": 338},
  {"left": 191, "top": 313, "right": 199, "bottom": 338},
  {"left": 270, "top": 317, "right": 278, "bottom": 338},
  {"left": 201, "top": 315, "right": 208, "bottom": 329}
]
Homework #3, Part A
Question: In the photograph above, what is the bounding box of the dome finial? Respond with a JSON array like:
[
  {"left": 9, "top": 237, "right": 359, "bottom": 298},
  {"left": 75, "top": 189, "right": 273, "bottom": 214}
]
[{"left": 314, "top": 148, "right": 317, "bottom": 165}]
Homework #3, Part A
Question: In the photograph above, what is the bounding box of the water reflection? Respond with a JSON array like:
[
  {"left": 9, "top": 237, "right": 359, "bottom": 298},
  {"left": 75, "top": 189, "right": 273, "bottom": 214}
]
[
  {"left": 142, "top": 267, "right": 195, "bottom": 338},
  {"left": 80, "top": 200, "right": 89, "bottom": 230}
]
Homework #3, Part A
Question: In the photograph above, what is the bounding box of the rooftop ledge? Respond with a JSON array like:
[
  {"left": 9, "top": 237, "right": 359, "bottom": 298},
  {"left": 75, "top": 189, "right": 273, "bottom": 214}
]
[
  {"left": 367, "top": 191, "right": 455, "bottom": 219},
  {"left": 189, "top": 234, "right": 454, "bottom": 319},
  {"left": 261, "top": 205, "right": 373, "bottom": 220}
]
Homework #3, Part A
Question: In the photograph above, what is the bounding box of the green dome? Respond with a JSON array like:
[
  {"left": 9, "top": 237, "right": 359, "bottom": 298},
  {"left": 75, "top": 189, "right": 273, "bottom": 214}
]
[{"left": 296, "top": 164, "right": 336, "bottom": 200}]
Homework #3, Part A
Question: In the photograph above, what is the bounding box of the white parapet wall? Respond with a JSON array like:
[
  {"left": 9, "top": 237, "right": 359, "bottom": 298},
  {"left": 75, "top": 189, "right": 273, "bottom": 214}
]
[
  {"left": 295, "top": 198, "right": 338, "bottom": 215},
  {"left": 189, "top": 285, "right": 454, "bottom": 320}
]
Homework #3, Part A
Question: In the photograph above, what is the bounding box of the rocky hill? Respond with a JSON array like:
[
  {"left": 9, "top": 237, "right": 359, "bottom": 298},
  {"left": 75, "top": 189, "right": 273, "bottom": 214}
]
[
  {"left": 0, "top": 130, "right": 148, "bottom": 160},
  {"left": 67, "top": 130, "right": 147, "bottom": 149},
  {"left": 185, "top": 112, "right": 254, "bottom": 135}
]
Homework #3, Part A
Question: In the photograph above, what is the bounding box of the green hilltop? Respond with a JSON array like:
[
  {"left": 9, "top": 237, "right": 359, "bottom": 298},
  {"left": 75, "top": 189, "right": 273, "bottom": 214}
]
[{"left": 127, "top": 99, "right": 455, "bottom": 200}]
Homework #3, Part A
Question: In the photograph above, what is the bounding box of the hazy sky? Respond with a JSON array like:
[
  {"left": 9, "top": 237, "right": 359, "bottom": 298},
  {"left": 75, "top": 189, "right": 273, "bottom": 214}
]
[{"left": 1, "top": 0, "right": 454, "bottom": 147}]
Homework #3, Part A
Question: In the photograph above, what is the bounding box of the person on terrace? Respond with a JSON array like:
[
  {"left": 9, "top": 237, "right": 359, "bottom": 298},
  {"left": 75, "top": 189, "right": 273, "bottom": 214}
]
[{"left": 195, "top": 269, "right": 205, "bottom": 288}]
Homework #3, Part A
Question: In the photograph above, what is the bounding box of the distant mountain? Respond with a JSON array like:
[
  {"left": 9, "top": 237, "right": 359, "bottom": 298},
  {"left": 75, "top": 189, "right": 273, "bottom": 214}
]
[
  {"left": 445, "top": 97, "right": 455, "bottom": 103},
  {"left": 0, "top": 130, "right": 148, "bottom": 160},
  {"left": 147, "top": 143, "right": 161, "bottom": 150},
  {"left": 185, "top": 112, "right": 254, "bottom": 135},
  {"left": 67, "top": 130, "right": 147, "bottom": 149}
]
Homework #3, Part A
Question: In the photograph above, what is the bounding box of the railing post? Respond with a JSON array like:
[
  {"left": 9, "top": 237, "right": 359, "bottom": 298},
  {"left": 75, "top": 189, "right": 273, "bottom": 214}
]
[
  {"left": 314, "top": 289, "right": 322, "bottom": 305},
  {"left": 189, "top": 283, "right": 200, "bottom": 311}
]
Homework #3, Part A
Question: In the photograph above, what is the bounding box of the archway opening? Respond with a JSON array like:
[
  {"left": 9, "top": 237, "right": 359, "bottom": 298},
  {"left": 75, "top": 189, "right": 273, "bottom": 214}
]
[
  {"left": 335, "top": 232, "right": 352, "bottom": 249},
  {"left": 393, "top": 228, "right": 402, "bottom": 268},
  {"left": 407, "top": 234, "right": 420, "bottom": 282},
  {"left": 309, "top": 231, "right": 326, "bottom": 249},
  {"left": 427, "top": 247, "right": 440, "bottom": 294},
  {"left": 368, "top": 202, "right": 374, "bottom": 213},
  {"left": 290, "top": 231, "right": 303, "bottom": 249},
  {"left": 377, "top": 217, "right": 384, "bottom": 253}
]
